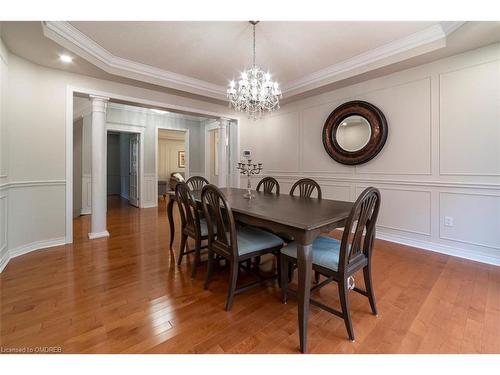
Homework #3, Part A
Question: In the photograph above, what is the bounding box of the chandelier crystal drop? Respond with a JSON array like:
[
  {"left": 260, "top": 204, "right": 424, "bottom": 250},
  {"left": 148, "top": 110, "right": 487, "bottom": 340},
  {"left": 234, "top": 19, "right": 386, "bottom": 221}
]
[{"left": 227, "top": 21, "right": 281, "bottom": 120}]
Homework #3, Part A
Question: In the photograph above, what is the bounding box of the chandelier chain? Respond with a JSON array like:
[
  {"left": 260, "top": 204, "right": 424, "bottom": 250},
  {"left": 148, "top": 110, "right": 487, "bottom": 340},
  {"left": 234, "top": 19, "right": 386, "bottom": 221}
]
[{"left": 253, "top": 23, "right": 256, "bottom": 67}]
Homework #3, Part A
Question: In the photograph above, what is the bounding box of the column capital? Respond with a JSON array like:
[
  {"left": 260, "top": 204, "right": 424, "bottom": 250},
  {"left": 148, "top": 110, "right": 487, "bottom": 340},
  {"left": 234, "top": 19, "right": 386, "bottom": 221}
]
[
  {"left": 89, "top": 95, "right": 109, "bottom": 113},
  {"left": 218, "top": 117, "right": 231, "bottom": 127},
  {"left": 89, "top": 95, "right": 110, "bottom": 102}
]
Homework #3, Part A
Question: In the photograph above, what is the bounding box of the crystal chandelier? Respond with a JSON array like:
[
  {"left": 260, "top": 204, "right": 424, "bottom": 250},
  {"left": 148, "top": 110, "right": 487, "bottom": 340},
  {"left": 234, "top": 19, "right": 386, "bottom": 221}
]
[{"left": 227, "top": 21, "right": 281, "bottom": 120}]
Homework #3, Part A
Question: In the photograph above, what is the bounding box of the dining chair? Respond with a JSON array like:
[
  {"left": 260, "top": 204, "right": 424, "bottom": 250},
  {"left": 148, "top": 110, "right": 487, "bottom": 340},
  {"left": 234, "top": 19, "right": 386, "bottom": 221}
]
[
  {"left": 256, "top": 177, "right": 280, "bottom": 194},
  {"left": 280, "top": 187, "right": 381, "bottom": 341},
  {"left": 186, "top": 175, "right": 210, "bottom": 191},
  {"left": 201, "top": 184, "right": 284, "bottom": 311},
  {"left": 283, "top": 178, "right": 324, "bottom": 280},
  {"left": 281, "top": 178, "right": 323, "bottom": 249},
  {"left": 289, "top": 178, "right": 322, "bottom": 199},
  {"left": 175, "top": 182, "right": 210, "bottom": 278}
]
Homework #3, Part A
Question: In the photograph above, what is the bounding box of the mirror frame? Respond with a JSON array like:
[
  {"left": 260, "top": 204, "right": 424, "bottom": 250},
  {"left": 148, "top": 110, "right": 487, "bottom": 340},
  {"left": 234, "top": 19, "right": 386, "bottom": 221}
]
[{"left": 322, "top": 100, "right": 388, "bottom": 165}]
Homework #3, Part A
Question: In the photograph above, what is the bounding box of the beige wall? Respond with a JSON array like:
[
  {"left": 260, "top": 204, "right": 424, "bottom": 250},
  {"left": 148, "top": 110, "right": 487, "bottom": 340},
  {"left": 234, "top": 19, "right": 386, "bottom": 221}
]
[{"left": 239, "top": 43, "right": 500, "bottom": 265}]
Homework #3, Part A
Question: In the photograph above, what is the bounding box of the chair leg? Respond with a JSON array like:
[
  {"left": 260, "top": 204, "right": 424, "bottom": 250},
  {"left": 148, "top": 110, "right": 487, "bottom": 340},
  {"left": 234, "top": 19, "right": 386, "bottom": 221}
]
[
  {"left": 314, "top": 271, "right": 320, "bottom": 283},
  {"left": 288, "top": 262, "right": 294, "bottom": 283},
  {"left": 339, "top": 279, "right": 355, "bottom": 341},
  {"left": 280, "top": 255, "right": 288, "bottom": 304},
  {"left": 204, "top": 249, "right": 214, "bottom": 290},
  {"left": 225, "top": 261, "right": 239, "bottom": 311},
  {"left": 276, "top": 253, "right": 281, "bottom": 288},
  {"left": 363, "top": 265, "right": 378, "bottom": 315},
  {"left": 177, "top": 233, "right": 188, "bottom": 266},
  {"left": 191, "top": 237, "right": 202, "bottom": 278}
]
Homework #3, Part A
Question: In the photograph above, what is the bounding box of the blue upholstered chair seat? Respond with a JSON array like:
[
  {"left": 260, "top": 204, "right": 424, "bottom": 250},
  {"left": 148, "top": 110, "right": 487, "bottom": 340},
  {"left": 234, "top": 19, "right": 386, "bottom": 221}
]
[
  {"left": 282, "top": 236, "right": 346, "bottom": 272},
  {"left": 235, "top": 226, "right": 284, "bottom": 256}
]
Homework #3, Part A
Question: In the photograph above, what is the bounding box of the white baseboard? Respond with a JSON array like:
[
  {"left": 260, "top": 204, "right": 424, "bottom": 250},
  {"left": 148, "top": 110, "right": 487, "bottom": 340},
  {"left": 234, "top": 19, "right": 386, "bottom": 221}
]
[
  {"left": 333, "top": 227, "right": 500, "bottom": 266},
  {"left": 88, "top": 231, "right": 110, "bottom": 240},
  {"left": 374, "top": 231, "right": 500, "bottom": 266},
  {"left": 0, "top": 247, "right": 9, "bottom": 273},
  {"left": 9, "top": 237, "right": 66, "bottom": 259},
  {"left": 142, "top": 203, "right": 157, "bottom": 209},
  {"left": 80, "top": 208, "right": 91, "bottom": 215}
]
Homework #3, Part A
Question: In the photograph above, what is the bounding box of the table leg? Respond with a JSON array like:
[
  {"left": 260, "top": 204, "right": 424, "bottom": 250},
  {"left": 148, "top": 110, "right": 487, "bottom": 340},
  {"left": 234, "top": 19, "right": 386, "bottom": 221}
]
[
  {"left": 297, "top": 242, "right": 313, "bottom": 353},
  {"left": 167, "top": 197, "right": 175, "bottom": 250}
]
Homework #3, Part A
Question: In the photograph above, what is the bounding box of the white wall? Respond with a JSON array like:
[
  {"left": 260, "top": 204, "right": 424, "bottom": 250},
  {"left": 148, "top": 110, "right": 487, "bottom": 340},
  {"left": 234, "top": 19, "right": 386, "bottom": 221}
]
[
  {"left": 0, "top": 50, "right": 233, "bottom": 272},
  {"left": 240, "top": 43, "right": 500, "bottom": 265},
  {"left": 0, "top": 37, "right": 8, "bottom": 272}
]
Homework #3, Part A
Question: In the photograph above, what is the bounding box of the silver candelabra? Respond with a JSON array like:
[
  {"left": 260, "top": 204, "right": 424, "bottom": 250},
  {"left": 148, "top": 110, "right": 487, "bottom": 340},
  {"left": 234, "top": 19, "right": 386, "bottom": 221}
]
[{"left": 236, "top": 159, "right": 263, "bottom": 199}]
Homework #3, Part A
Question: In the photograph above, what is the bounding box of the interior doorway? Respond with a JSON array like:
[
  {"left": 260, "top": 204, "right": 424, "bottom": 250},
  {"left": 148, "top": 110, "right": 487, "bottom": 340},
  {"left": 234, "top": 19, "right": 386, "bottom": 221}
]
[
  {"left": 157, "top": 128, "right": 187, "bottom": 199},
  {"left": 106, "top": 130, "right": 141, "bottom": 208}
]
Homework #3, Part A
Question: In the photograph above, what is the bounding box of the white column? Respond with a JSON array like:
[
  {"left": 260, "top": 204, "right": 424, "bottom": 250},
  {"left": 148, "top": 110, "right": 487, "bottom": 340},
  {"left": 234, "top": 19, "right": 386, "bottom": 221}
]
[
  {"left": 217, "top": 118, "right": 229, "bottom": 187},
  {"left": 88, "top": 95, "right": 110, "bottom": 239}
]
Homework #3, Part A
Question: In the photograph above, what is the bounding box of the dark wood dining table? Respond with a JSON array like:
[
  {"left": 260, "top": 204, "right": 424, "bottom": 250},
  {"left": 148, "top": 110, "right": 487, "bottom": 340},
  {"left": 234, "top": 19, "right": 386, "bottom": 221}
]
[{"left": 167, "top": 187, "right": 353, "bottom": 353}]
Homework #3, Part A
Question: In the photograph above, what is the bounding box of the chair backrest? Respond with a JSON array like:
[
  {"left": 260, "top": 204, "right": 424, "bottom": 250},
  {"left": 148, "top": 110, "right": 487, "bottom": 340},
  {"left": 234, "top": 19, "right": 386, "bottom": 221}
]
[
  {"left": 289, "top": 178, "right": 322, "bottom": 199},
  {"left": 338, "top": 187, "right": 381, "bottom": 273},
  {"left": 201, "top": 184, "right": 238, "bottom": 260},
  {"left": 175, "top": 182, "right": 202, "bottom": 236},
  {"left": 186, "top": 176, "right": 209, "bottom": 191},
  {"left": 256, "top": 177, "right": 280, "bottom": 194}
]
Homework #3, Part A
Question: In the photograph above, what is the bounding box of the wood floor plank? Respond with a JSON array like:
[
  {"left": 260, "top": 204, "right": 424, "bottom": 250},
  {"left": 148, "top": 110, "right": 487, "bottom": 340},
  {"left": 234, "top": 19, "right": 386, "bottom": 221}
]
[{"left": 1, "top": 196, "right": 499, "bottom": 353}]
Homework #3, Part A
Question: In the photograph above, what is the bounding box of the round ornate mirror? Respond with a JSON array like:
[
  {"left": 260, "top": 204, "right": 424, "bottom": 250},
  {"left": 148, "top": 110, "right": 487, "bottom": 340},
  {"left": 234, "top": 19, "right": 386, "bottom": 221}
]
[
  {"left": 335, "top": 115, "right": 372, "bottom": 152},
  {"left": 322, "top": 101, "right": 388, "bottom": 165}
]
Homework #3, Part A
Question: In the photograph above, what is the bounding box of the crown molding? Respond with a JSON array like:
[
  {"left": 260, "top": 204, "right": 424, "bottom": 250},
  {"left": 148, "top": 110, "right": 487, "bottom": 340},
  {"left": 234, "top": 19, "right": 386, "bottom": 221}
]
[
  {"left": 107, "top": 102, "right": 207, "bottom": 122},
  {"left": 281, "top": 22, "right": 466, "bottom": 96},
  {"left": 42, "top": 21, "right": 227, "bottom": 100},
  {"left": 42, "top": 21, "right": 465, "bottom": 101}
]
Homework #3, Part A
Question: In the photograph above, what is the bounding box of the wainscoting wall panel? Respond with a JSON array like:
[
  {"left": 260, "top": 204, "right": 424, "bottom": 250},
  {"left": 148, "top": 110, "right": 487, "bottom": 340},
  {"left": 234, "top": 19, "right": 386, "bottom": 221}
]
[
  {"left": 356, "top": 185, "right": 432, "bottom": 236},
  {"left": 439, "top": 192, "right": 500, "bottom": 249},
  {"left": 242, "top": 44, "right": 500, "bottom": 265},
  {"left": 7, "top": 183, "right": 66, "bottom": 250},
  {"left": 142, "top": 173, "right": 157, "bottom": 208},
  {"left": 355, "top": 78, "right": 432, "bottom": 175},
  {"left": 81, "top": 174, "right": 91, "bottom": 215},
  {"left": 0, "top": 181, "right": 66, "bottom": 272},
  {"left": 321, "top": 183, "right": 352, "bottom": 201},
  {"left": 301, "top": 99, "right": 353, "bottom": 174},
  {"left": 439, "top": 59, "right": 500, "bottom": 176}
]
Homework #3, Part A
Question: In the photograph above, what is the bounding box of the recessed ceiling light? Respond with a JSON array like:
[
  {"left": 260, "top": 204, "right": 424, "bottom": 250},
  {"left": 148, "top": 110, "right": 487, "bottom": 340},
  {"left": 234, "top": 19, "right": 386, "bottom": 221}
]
[{"left": 59, "top": 54, "right": 73, "bottom": 63}]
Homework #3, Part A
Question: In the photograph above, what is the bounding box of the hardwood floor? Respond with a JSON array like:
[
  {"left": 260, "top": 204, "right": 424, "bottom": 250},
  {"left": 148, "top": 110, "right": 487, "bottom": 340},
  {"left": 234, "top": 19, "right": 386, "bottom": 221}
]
[{"left": 1, "top": 196, "right": 499, "bottom": 354}]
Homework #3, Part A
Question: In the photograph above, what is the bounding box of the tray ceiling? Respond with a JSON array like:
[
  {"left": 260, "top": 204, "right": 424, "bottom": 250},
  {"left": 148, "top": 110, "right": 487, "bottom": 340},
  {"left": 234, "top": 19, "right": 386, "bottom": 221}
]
[{"left": 3, "top": 21, "right": 499, "bottom": 102}]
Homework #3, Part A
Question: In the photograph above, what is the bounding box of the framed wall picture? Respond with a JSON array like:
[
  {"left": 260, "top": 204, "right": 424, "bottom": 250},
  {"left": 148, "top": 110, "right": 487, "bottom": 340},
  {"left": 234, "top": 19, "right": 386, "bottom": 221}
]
[{"left": 178, "top": 151, "right": 185, "bottom": 168}]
